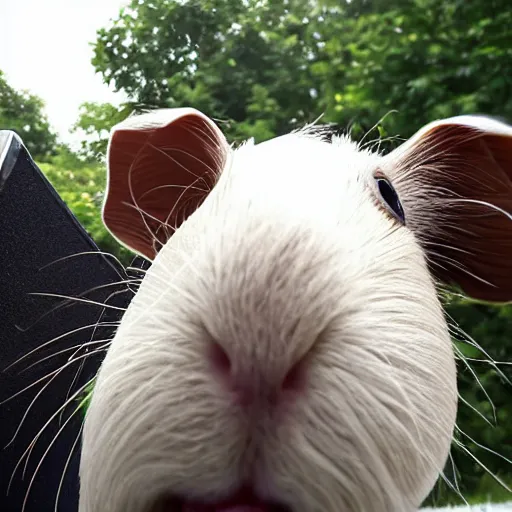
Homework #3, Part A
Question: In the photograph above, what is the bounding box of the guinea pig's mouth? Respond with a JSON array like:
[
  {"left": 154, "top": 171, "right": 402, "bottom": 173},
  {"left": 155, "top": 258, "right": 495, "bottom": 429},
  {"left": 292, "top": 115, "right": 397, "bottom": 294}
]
[{"left": 153, "top": 487, "right": 292, "bottom": 512}]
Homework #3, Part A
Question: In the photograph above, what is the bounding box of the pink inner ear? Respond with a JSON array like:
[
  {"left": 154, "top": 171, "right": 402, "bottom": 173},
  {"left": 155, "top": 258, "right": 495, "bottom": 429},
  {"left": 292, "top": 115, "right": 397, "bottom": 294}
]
[
  {"left": 103, "top": 114, "right": 227, "bottom": 260},
  {"left": 387, "top": 123, "right": 512, "bottom": 303}
]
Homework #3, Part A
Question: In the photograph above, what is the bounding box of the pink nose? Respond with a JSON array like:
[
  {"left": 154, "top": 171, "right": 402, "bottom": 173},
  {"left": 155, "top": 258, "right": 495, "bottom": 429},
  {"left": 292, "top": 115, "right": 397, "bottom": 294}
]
[{"left": 209, "top": 341, "right": 306, "bottom": 407}]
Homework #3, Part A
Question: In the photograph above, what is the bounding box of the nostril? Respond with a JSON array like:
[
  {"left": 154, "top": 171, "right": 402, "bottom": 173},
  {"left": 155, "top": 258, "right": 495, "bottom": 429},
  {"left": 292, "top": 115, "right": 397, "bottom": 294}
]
[
  {"left": 208, "top": 340, "right": 306, "bottom": 404},
  {"left": 281, "top": 359, "right": 305, "bottom": 392},
  {"left": 209, "top": 340, "right": 232, "bottom": 376}
]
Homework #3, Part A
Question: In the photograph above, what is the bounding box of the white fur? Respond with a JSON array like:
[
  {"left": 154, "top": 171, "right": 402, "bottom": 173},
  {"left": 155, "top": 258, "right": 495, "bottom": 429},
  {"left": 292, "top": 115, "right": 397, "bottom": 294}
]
[{"left": 80, "top": 129, "right": 459, "bottom": 511}]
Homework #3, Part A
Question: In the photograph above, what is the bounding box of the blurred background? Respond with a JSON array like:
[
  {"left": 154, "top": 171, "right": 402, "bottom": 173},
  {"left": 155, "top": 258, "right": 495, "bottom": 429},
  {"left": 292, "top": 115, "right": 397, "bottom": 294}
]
[{"left": 1, "top": 0, "right": 511, "bottom": 507}]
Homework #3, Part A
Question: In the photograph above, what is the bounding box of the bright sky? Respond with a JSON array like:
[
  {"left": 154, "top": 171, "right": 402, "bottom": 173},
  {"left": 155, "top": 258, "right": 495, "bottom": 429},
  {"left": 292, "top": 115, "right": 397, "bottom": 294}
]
[{"left": 0, "top": 0, "right": 130, "bottom": 147}]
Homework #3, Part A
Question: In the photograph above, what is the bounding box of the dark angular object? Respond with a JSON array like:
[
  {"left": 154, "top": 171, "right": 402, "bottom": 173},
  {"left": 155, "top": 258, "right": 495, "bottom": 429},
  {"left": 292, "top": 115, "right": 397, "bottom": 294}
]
[{"left": 0, "top": 132, "right": 136, "bottom": 511}]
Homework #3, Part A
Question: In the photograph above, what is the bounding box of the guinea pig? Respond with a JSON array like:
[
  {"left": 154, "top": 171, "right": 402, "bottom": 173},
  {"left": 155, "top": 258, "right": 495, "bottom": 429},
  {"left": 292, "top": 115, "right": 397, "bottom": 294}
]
[{"left": 78, "top": 108, "right": 512, "bottom": 512}]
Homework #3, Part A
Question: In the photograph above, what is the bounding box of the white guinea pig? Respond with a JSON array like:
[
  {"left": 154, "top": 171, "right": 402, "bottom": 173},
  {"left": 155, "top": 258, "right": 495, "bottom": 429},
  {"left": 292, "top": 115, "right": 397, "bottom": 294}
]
[{"left": 78, "top": 109, "right": 512, "bottom": 512}]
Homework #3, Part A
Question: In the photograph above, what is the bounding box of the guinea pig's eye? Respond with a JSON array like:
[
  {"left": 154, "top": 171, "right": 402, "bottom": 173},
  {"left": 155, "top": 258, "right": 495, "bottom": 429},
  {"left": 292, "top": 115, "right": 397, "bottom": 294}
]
[{"left": 374, "top": 174, "right": 406, "bottom": 224}]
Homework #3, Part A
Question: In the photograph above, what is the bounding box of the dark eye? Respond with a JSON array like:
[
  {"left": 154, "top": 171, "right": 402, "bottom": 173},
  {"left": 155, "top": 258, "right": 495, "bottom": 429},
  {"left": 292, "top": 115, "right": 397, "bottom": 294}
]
[{"left": 375, "top": 176, "right": 405, "bottom": 224}]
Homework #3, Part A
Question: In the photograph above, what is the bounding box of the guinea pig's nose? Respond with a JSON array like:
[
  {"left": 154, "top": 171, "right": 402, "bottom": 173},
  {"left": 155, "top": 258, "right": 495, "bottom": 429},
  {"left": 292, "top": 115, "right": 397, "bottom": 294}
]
[{"left": 209, "top": 340, "right": 306, "bottom": 408}]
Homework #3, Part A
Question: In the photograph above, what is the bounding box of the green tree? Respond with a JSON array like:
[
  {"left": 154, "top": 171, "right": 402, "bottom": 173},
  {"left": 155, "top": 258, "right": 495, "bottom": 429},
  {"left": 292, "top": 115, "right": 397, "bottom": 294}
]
[
  {"left": 0, "top": 70, "right": 57, "bottom": 161},
  {"left": 91, "top": 0, "right": 334, "bottom": 143},
  {"left": 90, "top": 0, "right": 512, "bottom": 143},
  {"left": 72, "top": 101, "right": 135, "bottom": 159},
  {"left": 317, "top": 0, "right": 512, "bottom": 140}
]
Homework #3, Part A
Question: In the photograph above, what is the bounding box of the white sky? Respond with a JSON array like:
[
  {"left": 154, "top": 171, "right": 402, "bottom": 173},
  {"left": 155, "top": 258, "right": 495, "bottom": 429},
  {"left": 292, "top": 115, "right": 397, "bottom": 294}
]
[{"left": 0, "top": 0, "right": 130, "bottom": 147}]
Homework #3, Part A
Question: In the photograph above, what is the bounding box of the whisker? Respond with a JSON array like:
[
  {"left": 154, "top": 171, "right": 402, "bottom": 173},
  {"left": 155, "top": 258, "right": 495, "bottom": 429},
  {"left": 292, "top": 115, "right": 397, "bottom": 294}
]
[
  {"left": 360, "top": 134, "right": 406, "bottom": 153},
  {"left": 436, "top": 467, "right": 468, "bottom": 507},
  {"left": 15, "top": 280, "right": 131, "bottom": 332},
  {"left": 137, "top": 182, "right": 209, "bottom": 202},
  {"left": 452, "top": 343, "right": 497, "bottom": 424},
  {"left": 126, "top": 141, "right": 171, "bottom": 252},
  {"left": 57, "top": 284, "right": 126, "bottom": 425},
  {"left": 428, "top": 250, "right": 497, "bottom": 290},
  {"left": 455, "top": 425, "right": 512, "bottom": 473},
  {"left": 27, "top": 292, "right": 127, "bottom": 311},
  {"left": 3, "top": 321, "right": 119, "bottom": 371},
  {"left": 21, "top": 402, "right": 85, "bottom": 512},
  {"left": 39, "top": 251, "right": 128, "bottom": 280},
  {"left": 452, "top": 437, "right": 511, "bottom": 493},
  {"left": 3, "top": 345, "right": 106, "bottom": 451},
  {"left": 148, "top": 143, "right": 216, "bottom": 180},
  {"left": 457, "top": 393, "right": 494, "bottom": 428},
  {"left": 126, "top": 265, "right": 148, "bottom": 274},
  {"left": 447, "top": 450, "right": 462, "bottom": 496},
  {"left": 22, "top": 357, "right": 103, "bottom": 478},
  {"left": 464, "top": 357, "right": 512, "bottom": 367},
  {"left": 357, "top": 110, "right": 399, "bottom": 148},
  {"left": 19, "top": 339, "right": 112, "bottom": 374},
  {"left": 7, "top": 376, "right": 93, "bottom": 496},
  {"left": 163, "top": 176, "right": 206, "bottom": 229},
  {"left": 4, "top": 371, "right": 60, "bottom": 449},
  {"left": 1, "top": 347, "right": 108, "bottom": 406},
  {"left": 448, "top": 312, "right": 510, "bottom": 384},
  {"left": 180, "top": 122, "right": 228, "bottom": 172},
  {"left": 54, "top": 420, "right": 83, "bottom": 512}
]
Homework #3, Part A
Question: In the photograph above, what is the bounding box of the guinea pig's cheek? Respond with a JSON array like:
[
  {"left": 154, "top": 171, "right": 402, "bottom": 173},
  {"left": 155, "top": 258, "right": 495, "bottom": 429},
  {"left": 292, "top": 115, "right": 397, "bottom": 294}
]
[
  {"left": 79, "top": 331, "right": 248, "bottom": 510},
  {"left": 256, "top": 368, "right": 376, "bottom": 510},
  {"left": 256, "top": 336, "right": 456, "bottom": 512}
]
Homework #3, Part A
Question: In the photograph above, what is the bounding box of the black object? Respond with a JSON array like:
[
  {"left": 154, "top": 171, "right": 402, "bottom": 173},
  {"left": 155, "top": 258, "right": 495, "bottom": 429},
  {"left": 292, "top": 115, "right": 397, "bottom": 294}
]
[{"left": 0, "top": 132, "right": 137, "bottom": 511}]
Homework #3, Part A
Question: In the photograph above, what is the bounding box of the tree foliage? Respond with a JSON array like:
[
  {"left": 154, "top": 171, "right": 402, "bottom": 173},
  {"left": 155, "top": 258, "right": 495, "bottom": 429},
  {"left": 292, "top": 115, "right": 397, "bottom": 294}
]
[
  {"left": 317, "top": 0, "right": 512, "bottom": 140},
  {"left": 87, "top": 0, "right": 512, "bottom": 145},
  {"left": 91, "top": 0, "right": 330, "bottom": 143},
  {"left": 0, "top": 70, "right": 57, "bottom": 161},
  {"left": 72, "top": 101, "right": 135, "bottom": 159}
]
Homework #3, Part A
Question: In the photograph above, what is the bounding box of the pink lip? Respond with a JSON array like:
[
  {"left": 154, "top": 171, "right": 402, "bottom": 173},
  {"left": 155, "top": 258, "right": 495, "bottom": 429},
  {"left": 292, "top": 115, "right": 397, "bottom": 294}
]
[
  {"left": 184, "top": 507, "right": 268, "bottom": 512},
  {"left": 159, "top": 487, "right": 291, "bottom": 512}
]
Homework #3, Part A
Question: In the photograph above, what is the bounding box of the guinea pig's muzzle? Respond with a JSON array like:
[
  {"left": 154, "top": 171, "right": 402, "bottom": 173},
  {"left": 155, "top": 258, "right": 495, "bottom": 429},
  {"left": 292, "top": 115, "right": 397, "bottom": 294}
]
[{"left": 152, "top": 486, "right": 291, "bottom": 512}]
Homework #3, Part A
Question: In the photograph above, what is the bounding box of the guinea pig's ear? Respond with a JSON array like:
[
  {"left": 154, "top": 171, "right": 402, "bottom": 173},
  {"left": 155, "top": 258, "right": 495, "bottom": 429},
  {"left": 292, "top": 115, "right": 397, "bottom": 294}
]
[
  {"left": 382, "top": 115, "right": 512, "bottom": 303},
  {"left": 102, "top": 108, "right": 229, "bottom": 261}
]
